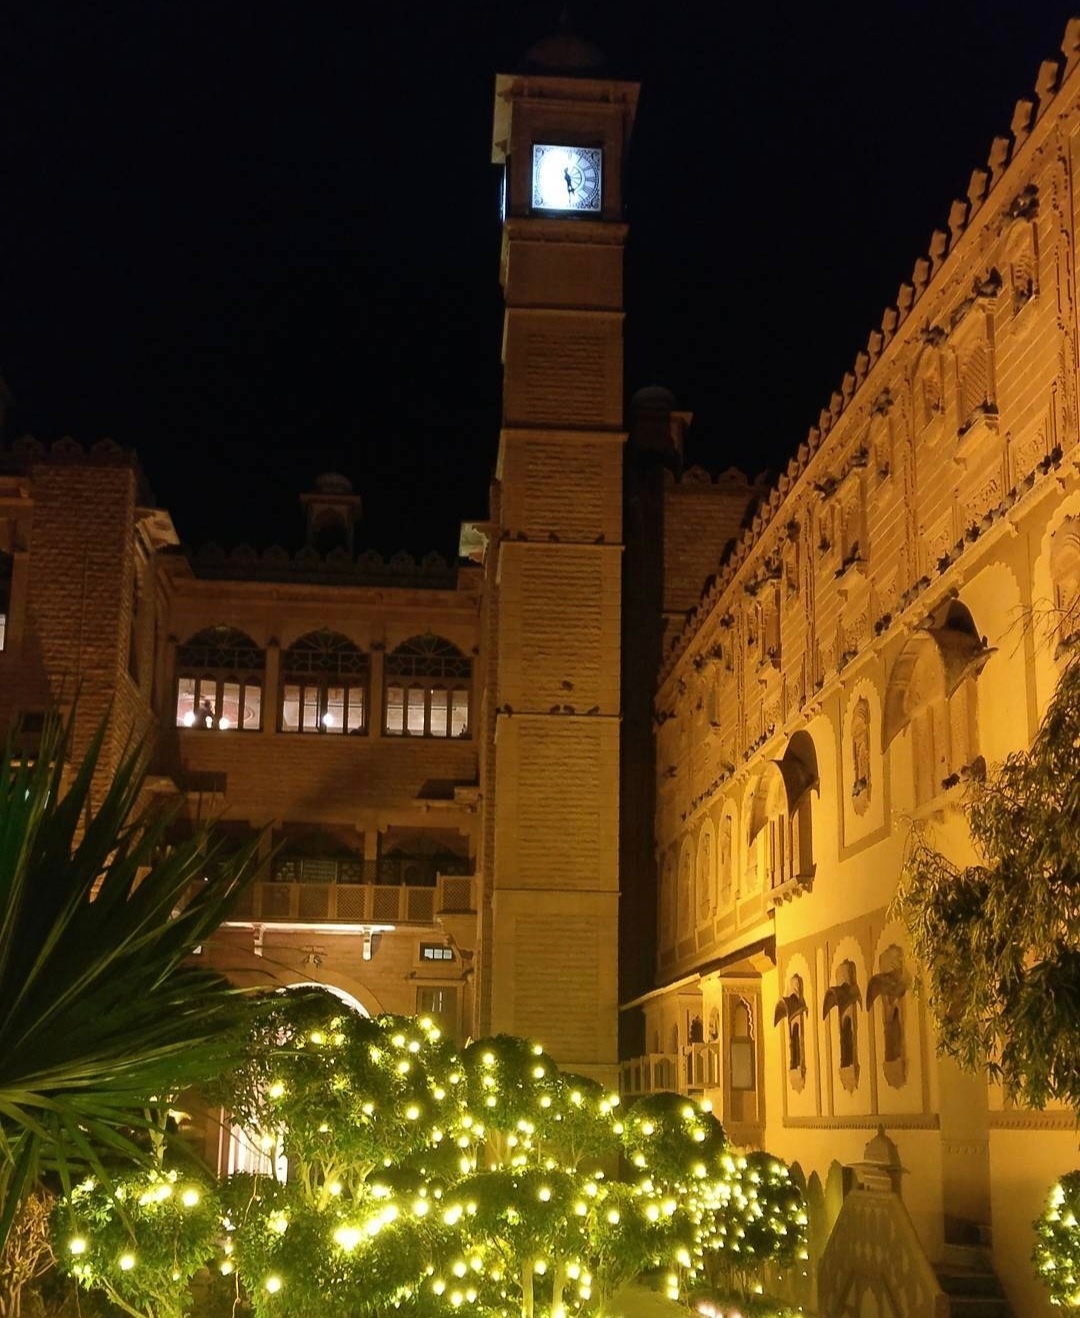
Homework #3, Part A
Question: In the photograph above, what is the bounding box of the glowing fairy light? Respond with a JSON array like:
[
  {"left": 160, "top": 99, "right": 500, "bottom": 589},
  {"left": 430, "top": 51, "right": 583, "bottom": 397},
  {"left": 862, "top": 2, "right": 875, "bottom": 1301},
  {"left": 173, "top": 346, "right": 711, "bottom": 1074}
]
[{"left": 265, "top": 1275, "right": 282, "bottom": 1294}]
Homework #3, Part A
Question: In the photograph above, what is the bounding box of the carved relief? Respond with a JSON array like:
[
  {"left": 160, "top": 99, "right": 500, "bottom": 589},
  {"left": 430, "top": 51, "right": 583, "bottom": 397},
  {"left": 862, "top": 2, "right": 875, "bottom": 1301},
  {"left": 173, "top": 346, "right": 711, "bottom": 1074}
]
[
  {"left": 851, "top": 697, "right": 872, "bottom": 814},
  {"left": 719, "top": 814, "right": 734, "bottom": 908},
  {"left": 677, "top": 845, "right": 692, "bottom": 938},
  {"left": 1050, "top": 517, "right": 1080, "bottom": 646},
  {"left": 1006, "top": 219, "right": 1038, "bottom": 310},
  {"left": 696, "top": 829, "right": 713, "bottom": 924}
]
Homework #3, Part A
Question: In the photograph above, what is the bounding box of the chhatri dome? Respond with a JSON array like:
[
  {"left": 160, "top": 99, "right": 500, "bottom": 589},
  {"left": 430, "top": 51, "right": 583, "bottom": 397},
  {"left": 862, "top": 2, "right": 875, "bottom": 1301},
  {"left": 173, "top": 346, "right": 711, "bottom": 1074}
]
[{"left": 520, "top": 12, "right": 607, "bottom": 75}]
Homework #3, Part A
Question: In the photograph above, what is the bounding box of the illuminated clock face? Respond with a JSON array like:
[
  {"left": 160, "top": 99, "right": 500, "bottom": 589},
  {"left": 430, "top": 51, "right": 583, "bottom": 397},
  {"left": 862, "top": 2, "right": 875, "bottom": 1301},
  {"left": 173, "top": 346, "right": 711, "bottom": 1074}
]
[{"left": 532, "top": 144, "right": 602, "bottom": 213}]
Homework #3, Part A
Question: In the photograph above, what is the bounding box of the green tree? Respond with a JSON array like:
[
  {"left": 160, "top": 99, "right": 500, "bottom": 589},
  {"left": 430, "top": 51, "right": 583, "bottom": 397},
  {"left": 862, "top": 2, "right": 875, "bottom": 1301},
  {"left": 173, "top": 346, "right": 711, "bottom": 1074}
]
[
  {"left": 52, "top": 1168, "right": 221, "bottom": 1318},
  {"left": 1032, "top": 1171, "right": 1080, "bottom": 1310},
  {"left": 894, "top": 650, "right": 1080, "bottom": 1110},
  {"left": 0, "top": 713, "right": 262, "bottom": 1251}
]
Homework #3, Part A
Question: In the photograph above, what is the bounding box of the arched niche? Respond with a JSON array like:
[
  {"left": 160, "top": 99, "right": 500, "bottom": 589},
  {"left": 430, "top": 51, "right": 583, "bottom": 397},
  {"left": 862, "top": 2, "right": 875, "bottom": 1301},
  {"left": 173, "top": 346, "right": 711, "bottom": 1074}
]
[{"left": 747, "top": 733, "right": 819, "bottom": 890}]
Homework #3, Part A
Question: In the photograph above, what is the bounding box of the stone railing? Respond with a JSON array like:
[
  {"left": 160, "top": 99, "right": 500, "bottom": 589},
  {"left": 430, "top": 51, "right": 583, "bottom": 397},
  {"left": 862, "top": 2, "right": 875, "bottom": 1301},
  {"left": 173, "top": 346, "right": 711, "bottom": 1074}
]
[
  {"left": 226, "top": 873, "right": 474, "bottom": 925},
  {"left": 621, "top": 1042, "right": 723, "bottom": 1097}
]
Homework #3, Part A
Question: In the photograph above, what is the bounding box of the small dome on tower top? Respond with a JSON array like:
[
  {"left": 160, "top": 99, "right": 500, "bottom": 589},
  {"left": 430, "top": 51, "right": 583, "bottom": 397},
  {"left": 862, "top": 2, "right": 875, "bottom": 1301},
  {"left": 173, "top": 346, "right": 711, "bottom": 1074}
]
[
  {"left": 520, "top": 12, "right": 607, "bottom": 75},
  {"left": 312, "top": 472, "right": 354, "bottom": 496}
]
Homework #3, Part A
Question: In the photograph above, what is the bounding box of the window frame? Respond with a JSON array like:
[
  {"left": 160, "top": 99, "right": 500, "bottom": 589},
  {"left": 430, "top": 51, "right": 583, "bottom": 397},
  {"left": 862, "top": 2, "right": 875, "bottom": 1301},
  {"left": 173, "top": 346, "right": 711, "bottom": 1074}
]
[
  {"left": 175, "top": 628, "right": 266, "bottom": 732},
  {"left": 383, "top": 634, "right": 471, "bottom": 739},
  {"left": 280, "top": 629, "right": 369, "bottom": 736}
]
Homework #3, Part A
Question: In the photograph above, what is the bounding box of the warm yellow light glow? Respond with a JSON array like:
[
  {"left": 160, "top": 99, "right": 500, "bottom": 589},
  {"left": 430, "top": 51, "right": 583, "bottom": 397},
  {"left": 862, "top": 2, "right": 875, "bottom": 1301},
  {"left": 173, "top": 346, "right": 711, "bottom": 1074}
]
[
  {"left": 119, "top": 1253, "right": 136, "bottom": 1271},
  {"left": 181, "top": 1188, "right": 200, "bottom": 1207},
  {"left": 268, "top": 1082, "right": 285, "bottom": 1099},
  {"left": 69, "top": 1238, "right": 87, "bottom": 1256},
  {"left": 335, "top": 1226, "right": 362, "bottom": 1251},
  {"left": 265, "top": 1276, "right": 283, "bottom": 1294}
]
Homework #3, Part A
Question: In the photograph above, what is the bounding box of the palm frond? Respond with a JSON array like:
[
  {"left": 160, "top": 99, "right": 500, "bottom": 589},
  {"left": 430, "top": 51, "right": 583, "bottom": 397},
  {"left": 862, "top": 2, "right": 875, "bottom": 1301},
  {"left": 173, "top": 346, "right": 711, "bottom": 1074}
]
[{"left": 0, "top": 712, "right": 262, "bottom": 1250}]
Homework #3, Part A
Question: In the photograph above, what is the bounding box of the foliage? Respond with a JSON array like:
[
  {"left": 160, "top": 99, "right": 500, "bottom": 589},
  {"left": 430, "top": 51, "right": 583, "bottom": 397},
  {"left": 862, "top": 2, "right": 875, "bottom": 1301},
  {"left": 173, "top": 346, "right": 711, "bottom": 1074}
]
[
  {"left": 687, "top": 1151, "right": 807, "bottom": 1303},
  {"left": 209, "top": 991, "right": 803, "bottom": 1317},
  {"left": 52, "top": 1168, "right": 221, "bottom": 1318},
  {"left": 894, "top": 648, "right": 1080, "bottom": 1110},
  {"left": 0, "top": 712, "right": 263, "bottom": 1251},
  {"left": 1033, "top": 1171, "right": 1080, "bottom": 1309}
]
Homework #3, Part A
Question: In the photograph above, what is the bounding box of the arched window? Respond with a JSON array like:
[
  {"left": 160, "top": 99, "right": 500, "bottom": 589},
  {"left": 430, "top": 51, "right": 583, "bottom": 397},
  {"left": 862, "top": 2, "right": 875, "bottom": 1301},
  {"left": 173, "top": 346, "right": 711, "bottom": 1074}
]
[
  {"left": 774, "top": 973, "right": 808, "bottom": 1090},
  {"left": 884, "top": 601, "right": 990, "bottom": 803},
  {"left": 868, "top": 945, "right": 909, "bottom": 1089},
  {"left": 0, "top": 550, "right": 11, "bottom": 652},
  {"left": 176, "top": 626, "right": 265, "bottom": 731},
  {"left": 729, "top": 998, "right": 756, "bottom": 1093},
  {"left": 385, "top": 634, "right": 471, "bottom": 738},
  {"left": 748, "top": 733, "right": 818, "bottom": 892},
  {"left": 823, "top": 961, "right": 861, "bottom": 1091},
  {"left": 281, "top": 630, "right": 368, "bottom": 734}
]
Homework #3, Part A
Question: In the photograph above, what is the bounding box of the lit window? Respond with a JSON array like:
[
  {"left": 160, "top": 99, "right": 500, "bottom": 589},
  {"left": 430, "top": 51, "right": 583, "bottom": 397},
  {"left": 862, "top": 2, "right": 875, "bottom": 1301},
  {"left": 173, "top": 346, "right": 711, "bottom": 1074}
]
[
  {"left": 384, "top": 634, "right": 471, "bottom": 738},
  {"left": 417, "top": 984, "right": 458, "bottom": 1040},
  {"left": 729, "top": 999, "right": 756, "bottom": 1092},
  {"left": 175, "top": 627, "right": 265, "bottom": 731},
  {"left": 420, "top": 943, "right": 454, "bottom": 962},
  {"left": 280, "top": 630, "right": 368, "bottom": 734},
  {"left": 0, "top": 549, "right": 11, "bottom": 653}
]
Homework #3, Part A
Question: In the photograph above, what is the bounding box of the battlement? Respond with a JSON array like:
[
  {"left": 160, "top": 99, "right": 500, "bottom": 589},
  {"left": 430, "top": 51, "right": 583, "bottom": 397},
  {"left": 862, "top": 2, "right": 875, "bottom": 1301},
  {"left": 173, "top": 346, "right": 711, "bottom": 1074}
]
[
  {"left": 179, "top": 541, "right": 467, "bottom": 591},
  {"left": 660, "top": 16, "right": 1080, "bottom": 679}
]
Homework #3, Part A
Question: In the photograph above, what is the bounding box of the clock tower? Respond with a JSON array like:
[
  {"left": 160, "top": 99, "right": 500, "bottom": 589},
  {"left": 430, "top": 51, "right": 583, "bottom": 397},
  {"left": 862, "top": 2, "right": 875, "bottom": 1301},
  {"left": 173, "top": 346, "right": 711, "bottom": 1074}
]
[{"left": 476, "top": 35, "right": 638, "bottom": 1087}]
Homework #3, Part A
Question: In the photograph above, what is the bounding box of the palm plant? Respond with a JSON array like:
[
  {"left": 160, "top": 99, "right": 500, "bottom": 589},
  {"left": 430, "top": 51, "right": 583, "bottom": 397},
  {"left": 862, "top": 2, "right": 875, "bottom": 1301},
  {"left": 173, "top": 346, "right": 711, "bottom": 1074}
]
[{"left": 0, "top": 712, "right": 262, "bottom": 1252}]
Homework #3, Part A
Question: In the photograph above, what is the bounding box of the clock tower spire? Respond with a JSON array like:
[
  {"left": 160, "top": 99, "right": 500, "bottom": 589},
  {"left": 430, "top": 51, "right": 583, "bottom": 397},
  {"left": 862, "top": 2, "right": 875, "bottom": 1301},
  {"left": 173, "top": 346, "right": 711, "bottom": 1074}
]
[{"left": 475, "top": 37, "right": 638, "bottom": 1087}]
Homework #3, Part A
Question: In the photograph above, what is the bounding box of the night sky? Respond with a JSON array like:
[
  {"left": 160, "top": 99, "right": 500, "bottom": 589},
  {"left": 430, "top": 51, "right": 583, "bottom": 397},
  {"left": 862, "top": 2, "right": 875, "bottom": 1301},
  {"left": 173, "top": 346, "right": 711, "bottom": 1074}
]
[{"left": 2, "top": 1, "right": 1078, "bottom": 558}]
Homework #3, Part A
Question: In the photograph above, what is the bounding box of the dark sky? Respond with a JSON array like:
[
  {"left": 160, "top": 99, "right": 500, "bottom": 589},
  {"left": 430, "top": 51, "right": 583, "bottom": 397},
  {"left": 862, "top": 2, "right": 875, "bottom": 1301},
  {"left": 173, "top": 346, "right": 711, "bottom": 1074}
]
[{"left": 2, "top": 1, "right": 1077, "bottom": 557}]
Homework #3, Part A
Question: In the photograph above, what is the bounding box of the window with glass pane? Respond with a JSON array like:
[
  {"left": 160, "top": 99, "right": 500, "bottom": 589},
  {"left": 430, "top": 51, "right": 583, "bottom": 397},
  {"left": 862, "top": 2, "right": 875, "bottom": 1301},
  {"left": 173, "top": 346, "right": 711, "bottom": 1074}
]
[
  {"left": 385, "top": 685, "right": 405, "bottom": 735},
  {"left": 384, "top": 633, "right": 472, "bottom": 738},
  {"left": 175, "top": 627, "right": 266, "bottom": 731},
  {"left": 450, "top": 689, "right": 469, "bottom": 736},
  {"left": 429, "top": 689, "right": 449, "bottom": 737},
  {"left": 280, "top": 629, "right": 369, "bottom": 735},
  {"left": 406, "top": 686, "right": 426, "bottom": 735}
]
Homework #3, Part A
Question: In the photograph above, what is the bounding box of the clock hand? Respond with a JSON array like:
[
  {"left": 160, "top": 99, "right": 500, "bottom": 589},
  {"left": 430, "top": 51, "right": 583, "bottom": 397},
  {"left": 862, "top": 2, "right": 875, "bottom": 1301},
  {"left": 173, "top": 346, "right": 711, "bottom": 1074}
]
[{"left": 563, "top": 166, "right": 575, "bottom": 197}]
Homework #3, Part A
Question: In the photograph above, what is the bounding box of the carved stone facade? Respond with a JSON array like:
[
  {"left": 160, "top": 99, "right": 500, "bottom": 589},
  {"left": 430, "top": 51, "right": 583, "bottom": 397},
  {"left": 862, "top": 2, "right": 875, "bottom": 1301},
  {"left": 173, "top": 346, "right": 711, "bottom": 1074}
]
[{"left": 624, "top": 20, "right": 1080, "bottom": 1317}]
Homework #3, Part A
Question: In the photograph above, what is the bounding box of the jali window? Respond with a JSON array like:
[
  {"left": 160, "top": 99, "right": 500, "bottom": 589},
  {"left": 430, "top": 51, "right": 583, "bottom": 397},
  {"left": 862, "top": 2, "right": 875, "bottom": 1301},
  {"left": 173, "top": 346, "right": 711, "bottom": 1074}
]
[
  {"left": 385, "top": 633, "right": 471, "bottom": 738},
  {"left": 176, "top": 626, "right": 265, "bottom": 730},
  {"left": 281, "top": 630, "right": 368, "bottom": 734}
]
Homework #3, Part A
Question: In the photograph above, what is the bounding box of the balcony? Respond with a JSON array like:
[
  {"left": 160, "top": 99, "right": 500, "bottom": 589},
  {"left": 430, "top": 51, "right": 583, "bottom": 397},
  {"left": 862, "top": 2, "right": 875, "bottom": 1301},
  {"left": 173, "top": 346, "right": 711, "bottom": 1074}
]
[
  {"left": 226, "top": 872, "right": 475, "bottom": 926},
  {"left": 621, "top": 1042, "right": 722, "bottom": 1098}
]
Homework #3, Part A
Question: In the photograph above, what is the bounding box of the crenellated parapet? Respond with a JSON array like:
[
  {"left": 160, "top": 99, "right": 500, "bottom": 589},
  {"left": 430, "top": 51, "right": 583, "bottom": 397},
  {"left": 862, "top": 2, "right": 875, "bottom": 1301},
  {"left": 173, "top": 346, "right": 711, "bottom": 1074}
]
[
  {"left": 660, "top": 16, "right": 1080, "bottom": 682},
  {"left": 183, "top": 541, "right": 465, "bottom": 590}
]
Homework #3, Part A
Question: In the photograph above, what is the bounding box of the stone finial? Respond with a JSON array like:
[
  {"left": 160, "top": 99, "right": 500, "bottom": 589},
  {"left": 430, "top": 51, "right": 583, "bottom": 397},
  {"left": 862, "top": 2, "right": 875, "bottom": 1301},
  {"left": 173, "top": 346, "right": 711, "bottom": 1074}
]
[
  {"left": 913, "top": 256, "right": 931, "bottom": 296},
  {"left": 1011, "top": 97, "right": 1035, "bottom": 145},
  {"left": 948, "top": 199, "right": 969, "bottom": 245},
  {"left": 967, "top": 167, "right": 989, "bottom": 210},
  {"left": 987, "top": 135, "right": 1011, "bottom": 184},
  {"left": 1035, "top": 58, "right": 1060, "bottom": 117},
  {"left": 929, "top": 229, "right": 948, "bottom": 274},
  {"left": 1063, "top": 18, "right": 1080, "bottom": 77}
]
